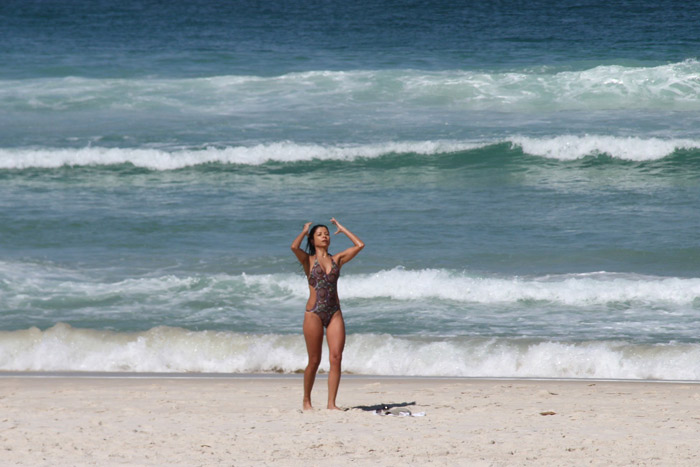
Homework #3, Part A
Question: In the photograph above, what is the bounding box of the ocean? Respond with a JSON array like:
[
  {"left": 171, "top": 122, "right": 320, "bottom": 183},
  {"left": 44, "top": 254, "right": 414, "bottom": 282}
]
[{"left": 2, "top": 0, "right": 700, "bottom": 379}]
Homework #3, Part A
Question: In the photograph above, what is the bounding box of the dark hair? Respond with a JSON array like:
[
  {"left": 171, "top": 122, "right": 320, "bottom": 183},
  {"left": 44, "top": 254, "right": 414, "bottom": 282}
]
[{"left": 305, "top": 224, "right": 329, "bottom": 256}]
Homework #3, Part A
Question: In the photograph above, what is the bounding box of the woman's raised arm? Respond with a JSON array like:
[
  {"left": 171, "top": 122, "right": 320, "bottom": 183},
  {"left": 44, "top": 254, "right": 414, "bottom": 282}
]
[
  {"left": 291, "top": 222, "right": 312, "bottom": 271},
  {"left": 330, "top": 218, "right": 364, "bottom": 267}
]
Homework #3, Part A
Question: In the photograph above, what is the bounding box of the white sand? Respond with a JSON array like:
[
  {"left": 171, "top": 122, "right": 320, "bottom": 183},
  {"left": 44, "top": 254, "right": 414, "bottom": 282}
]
[{"left": 1, "top": 375, "right": 699, "bottom": 466}]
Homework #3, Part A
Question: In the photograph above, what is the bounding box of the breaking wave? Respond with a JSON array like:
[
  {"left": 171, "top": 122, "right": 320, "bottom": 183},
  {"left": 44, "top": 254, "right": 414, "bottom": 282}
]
[
  {"left": 1, "top": 324, "right": 699, "bottom": 380},
  {"left": 2, "top": 135, "right": 700, "bottom": 170}
]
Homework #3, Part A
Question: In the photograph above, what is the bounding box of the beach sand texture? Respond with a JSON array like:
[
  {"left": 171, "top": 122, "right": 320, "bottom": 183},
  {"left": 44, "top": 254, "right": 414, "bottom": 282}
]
[{"left": 1, "top": 376, "right": 699, "bottom": 466}]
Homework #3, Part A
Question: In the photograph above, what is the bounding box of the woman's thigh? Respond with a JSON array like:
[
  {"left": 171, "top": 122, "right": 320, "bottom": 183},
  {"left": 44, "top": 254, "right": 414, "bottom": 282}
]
[
  {"left": 325, "top": 312, "right": 345, "bottom": 356},
  {"left": 303, "top": 312, "right": 324, "bottom": 357}
]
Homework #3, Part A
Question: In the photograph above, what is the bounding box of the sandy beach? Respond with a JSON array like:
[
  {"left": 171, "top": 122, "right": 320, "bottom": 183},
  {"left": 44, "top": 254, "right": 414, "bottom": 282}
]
[{"left": 1, "top": 374, "right": 698, "bottom": 466}]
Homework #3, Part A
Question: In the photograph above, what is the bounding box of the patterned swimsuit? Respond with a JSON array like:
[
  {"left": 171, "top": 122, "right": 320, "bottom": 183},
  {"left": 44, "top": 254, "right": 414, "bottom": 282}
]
[{"left": 306, "top": 257, "right": 340, "bottom": 327}]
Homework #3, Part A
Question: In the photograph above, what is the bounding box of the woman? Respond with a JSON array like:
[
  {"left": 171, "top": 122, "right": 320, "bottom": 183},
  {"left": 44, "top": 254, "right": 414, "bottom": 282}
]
[{"left": 291, "top": 218, "right": 364, "bottom": 410}]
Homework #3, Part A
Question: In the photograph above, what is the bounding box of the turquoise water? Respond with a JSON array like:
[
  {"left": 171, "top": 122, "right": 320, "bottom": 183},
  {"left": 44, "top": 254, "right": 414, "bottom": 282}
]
[{"left": 2, "top": 0, "right": 700, "bottom": 378}]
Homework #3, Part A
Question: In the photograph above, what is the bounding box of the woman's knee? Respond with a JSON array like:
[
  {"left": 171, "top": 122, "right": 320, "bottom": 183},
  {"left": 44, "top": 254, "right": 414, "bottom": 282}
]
[
  {"left": 329, "top": 350, "right": 343, "bottom": 367},
  {"left": 307, "top": 355, "right": 322, "bottom": 369}
]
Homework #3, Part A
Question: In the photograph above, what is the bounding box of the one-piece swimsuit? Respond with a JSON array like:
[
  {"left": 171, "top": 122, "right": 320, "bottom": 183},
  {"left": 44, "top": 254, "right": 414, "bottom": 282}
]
[{"left": 306, "top": 257, "right": 340, "bottom": 327}]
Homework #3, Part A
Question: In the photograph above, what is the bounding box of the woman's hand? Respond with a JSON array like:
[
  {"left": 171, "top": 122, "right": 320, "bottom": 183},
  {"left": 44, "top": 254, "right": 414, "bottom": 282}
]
[
  {"left": 292, "top": 221, "right": 313, "bottom": 250},
  {"left": 329, "top": 218, "right": 364, "bottom": 266},
  {"left": 330, "top": 218, "right": 344, "bottom": 235}
]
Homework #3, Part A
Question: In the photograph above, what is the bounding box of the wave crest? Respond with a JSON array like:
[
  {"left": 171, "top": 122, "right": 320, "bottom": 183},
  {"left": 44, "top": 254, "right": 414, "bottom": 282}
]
[
  {"left": 0, "top": 141, "right": 486, "bottom": 170},
  {"left": 2, "top": 135, "right": 700, "bottom": 170},
  {"left": 4, "top": 262, "right": 699, "bottom": 309},
  {"left": 2, "top": 324, "right": 699, "bottom": 379},
  {"left": 510, "top": 135, "right": 700, "bottom": 161}
]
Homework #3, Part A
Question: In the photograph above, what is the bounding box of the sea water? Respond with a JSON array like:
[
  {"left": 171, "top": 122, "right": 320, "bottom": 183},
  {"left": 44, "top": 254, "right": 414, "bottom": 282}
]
[{"left": 2, "top": 0, "right": 700, "bottom": 379}]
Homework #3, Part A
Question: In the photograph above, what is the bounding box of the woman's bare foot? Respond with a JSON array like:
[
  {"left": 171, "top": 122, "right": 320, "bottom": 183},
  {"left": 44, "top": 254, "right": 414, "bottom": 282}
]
[
  {"left": 327, "top": 404, "right": 343, "bottom": 410},
  {"left": 303, "top": 399, "right": 313, "bottom": 410}
]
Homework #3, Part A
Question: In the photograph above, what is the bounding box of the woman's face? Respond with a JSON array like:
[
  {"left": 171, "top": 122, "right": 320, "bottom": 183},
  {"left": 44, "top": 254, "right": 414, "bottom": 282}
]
[{"left": 314, "top": 227, "right": 330, "bottom": 248}]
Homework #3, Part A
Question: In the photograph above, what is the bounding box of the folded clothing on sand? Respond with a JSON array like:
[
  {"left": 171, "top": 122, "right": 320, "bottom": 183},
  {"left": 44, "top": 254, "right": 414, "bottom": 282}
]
[{"left": 373, "top": 408, "right": 426, "bottom": 417}]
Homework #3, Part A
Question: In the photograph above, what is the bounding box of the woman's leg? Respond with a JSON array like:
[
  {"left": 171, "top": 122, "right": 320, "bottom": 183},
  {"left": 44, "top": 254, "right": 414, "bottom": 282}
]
[
  {"left": 303, "top": 312, "right": 324, "bottom": 410},
  {"left": 325, "top": 311, "right": 346, "bottom": 410}
]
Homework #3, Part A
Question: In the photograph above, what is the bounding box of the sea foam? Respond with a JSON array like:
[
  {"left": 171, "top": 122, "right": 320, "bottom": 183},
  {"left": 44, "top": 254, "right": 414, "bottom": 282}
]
[
  {"left": 3, "top": 263, "right": 700, "bottom": 313},
  {"left": 4, "top": 60, "right": 700, "bottom": 112},
  {"left": 1, "top": 135, "right": 699, "bottom": 170},
  {"left": 254, "top": 269, "right": 700, "bottom": 306},
  {"left": 510, "top": 135, "right": 700, "bottom": 161},
  {"left": 3, "top": 264, "right": 700, "bottom": 312},
  {"left": 0, "top": 141, "right": 486, "bottom": 170},
  {"left": 1, "top": 324, "right": 699, "bottom": 380}
]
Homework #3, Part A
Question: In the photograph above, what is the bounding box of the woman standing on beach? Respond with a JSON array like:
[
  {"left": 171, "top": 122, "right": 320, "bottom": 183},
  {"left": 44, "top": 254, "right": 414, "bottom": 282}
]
[{"left": 291, "top": 218, "right": 364, "bottom": 410}]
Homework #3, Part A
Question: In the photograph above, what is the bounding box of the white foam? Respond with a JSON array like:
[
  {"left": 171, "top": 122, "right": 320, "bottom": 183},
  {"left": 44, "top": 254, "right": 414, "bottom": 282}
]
[
  {"left": 252, "top": 269, "right": 700, "bottom": 306},
  {"left": 3, "top": 263, "right": 700, "bottom": 311},
  {"left": 0, "top": 324, "right": 306, "bottom": 373},
  {"left": 0, "top": 141, "right": 487, "bottom": 170},
  {"left": 0, "top": 133, "right": 697, "bottom": 170},
  {"left": 402, "top": 60, "right": 700, "bottom": 111},
  {"left": 511, "top": 135, "right": 700, "bottom": 161},
  {"left": 4, "top": 60, "right": 700, "bottom": 113},
  {"left": 1, "top": 324, "right": 699, "bottom": 379}
]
